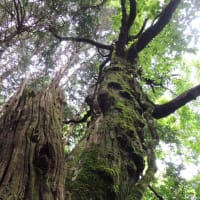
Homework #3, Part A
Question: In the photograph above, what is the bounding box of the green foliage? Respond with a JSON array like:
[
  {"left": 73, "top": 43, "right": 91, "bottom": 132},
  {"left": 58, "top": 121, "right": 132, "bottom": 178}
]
[{"left": 144, "top": 162, "right": 197, "bottom": 200}]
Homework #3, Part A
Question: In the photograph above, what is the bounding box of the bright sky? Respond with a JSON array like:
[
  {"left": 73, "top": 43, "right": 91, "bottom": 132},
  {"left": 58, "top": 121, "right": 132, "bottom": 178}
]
[
  {"left": 156, "top": 12, "right": 200, "bottom": 181},
  {"left": 156, "top": 143, "right": 200, "bottom": 180}
]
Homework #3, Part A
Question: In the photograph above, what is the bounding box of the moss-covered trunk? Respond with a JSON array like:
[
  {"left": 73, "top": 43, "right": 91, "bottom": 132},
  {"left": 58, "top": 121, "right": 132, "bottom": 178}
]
[
  {"left": 0, "top": 84, "right": 65, "bottom": 200},
  {"left": 65, "top": 56, "right": 159, "bottom": 200}
]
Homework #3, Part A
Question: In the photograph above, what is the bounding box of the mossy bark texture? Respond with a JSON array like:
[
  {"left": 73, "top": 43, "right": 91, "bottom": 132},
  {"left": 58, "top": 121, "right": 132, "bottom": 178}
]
[
  {"left": 65, "top": 56, "right": 158, "bottom": 200},
  {"left": 0, "top": 85, "right": 65, "bottom": 200}
]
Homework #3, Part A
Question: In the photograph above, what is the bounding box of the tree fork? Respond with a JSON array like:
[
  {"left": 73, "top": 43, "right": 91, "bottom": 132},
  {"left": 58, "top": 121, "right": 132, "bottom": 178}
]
[{"left": 0, "top": 83, "right": 65, "bottom": 200}]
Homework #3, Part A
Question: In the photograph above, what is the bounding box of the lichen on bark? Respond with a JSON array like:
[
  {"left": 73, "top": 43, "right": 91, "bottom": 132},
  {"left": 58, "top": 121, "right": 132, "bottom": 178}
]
[{"left": 65, "top": 55, "right": 158, "bottom": 200}]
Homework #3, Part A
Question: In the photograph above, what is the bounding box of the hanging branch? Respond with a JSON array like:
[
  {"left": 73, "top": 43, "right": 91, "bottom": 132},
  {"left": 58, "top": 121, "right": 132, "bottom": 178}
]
[
  {"left": 49, "top": 27, "right": 113, "bottom": 51},
  {"left": 152, "top": 84, "right": 200, "bottom": 119},
  {"left": 127, "top": 0, "right": 181, "bottom": 61},
  {"left": 115, "top": 0, "right": 136, "bottom": 56},
  {"left": 148, "top": 185, "right": 165, "bottom": 200},
  {"left": 96, "top": 57, "right": 111, "bottom": 83},
  {"left": 85, "top": 57, "right": 111, "bottom": 108}
]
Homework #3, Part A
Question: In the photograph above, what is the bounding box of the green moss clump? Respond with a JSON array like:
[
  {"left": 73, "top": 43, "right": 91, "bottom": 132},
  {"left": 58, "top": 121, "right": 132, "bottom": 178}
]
[
  {"left": 65, "top": 56, "right": 157, "bottom": 199},
  {"left": 67, "top": 147, "right": 120, "bottom": 200}
]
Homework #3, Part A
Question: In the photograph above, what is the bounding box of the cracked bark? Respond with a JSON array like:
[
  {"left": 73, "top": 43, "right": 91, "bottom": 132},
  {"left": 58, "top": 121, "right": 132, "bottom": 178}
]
[{"left": 0, "top": 84, "right": 65, "bottom": 200}]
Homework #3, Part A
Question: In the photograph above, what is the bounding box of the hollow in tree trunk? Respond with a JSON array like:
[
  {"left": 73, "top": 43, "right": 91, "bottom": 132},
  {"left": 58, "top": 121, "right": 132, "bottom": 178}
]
[{"left": 0, "top": 83, "right": 65, "bottom": 200}]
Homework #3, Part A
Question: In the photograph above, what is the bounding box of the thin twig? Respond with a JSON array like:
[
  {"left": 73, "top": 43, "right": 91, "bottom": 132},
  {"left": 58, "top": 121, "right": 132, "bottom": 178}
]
[
  {"left": 148, "top": 185, "right": 165, "bottom": 200},
  {"left": 49, "top": 27, "right": 113, "bottom": 51}
]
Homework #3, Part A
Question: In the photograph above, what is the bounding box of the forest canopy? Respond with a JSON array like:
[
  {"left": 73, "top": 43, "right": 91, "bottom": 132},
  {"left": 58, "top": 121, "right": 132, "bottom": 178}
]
[{"left": 0, "top": 0, "right": 200, "bottom": 199}]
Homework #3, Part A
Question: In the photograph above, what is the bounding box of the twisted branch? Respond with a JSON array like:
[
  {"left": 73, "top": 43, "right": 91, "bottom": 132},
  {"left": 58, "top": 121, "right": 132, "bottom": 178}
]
[
  {"left": 127, "top": 0, "right": 181, "bottom": 61},
  {"left": 152, "top": 84, "right": 200, "bottom": 119}
]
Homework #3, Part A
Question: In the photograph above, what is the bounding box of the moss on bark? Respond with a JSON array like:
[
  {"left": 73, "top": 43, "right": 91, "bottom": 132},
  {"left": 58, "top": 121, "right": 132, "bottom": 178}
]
[
  {"left": 65, "top": 55, "right": 158, "bottom": 200},
  {"left": 66, "top": 147, "right": 120, "bottom": 200}
]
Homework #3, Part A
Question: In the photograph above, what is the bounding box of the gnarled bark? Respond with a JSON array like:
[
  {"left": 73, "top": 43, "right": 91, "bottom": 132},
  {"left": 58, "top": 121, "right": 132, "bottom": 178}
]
[
  {"left": 65, "top": 55, "right": 158, "bottom": 200},
  {"left": 0, "top": 83, "right": 65, "bottom": 200}
]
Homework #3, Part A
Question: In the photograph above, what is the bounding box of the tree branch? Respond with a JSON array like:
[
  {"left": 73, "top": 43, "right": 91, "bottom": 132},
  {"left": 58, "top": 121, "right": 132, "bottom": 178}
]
[
  {"left": 121, "top": 0, "right": 127, "bottom": 26},
  {"left": 127, "top": 0, "right": 181, "bottom": 61},
  {"left": 152, "top": 84, "right": 200, "bottom": 119},
  {"left": 148, "top": 185, "right": 164, "bottom": 200},
  {"left": 126, "top": 0, "right": 137, "bottom": 32},
  {"left": 49, "top": 27, "right": 113, "bottom": 51},
  {"left": 116, "top": 0, "right": 136, "bottom": 56}
]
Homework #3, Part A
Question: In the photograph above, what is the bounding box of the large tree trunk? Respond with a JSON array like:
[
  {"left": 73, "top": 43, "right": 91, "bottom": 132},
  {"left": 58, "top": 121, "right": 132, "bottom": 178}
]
[
  {"left": 0, "top": 56, "right": 159, "bottom": 200},
  {"left": 65, "top": 55, "right": 159, "bottom": 200},
  {"left": 0, "top": 83, "right": 65, "bottom": 200}
]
